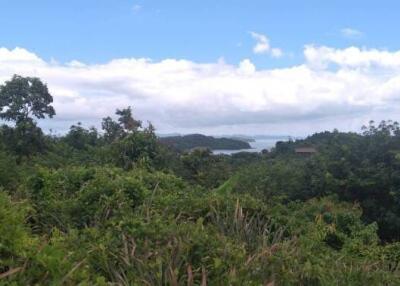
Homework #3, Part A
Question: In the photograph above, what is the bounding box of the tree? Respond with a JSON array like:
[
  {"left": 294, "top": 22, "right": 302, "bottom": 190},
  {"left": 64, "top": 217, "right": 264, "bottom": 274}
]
[
  {"left": 101, "top": 107, "right": 142, "bottom": 143},
  {"left": 0, "top": 75, "right": 55, "bottom": 158},
  {"left": 101, "top": 116, "right": 124, "bottom": 143},
  {"left": 116, "top": 106, "right": 141, "bottom": 132},
  {"left": 64, "top": 122, "right": 99, "bottom": 150},
  {"left": 0, "top": 75, "right": 55, "bottom": 124}
]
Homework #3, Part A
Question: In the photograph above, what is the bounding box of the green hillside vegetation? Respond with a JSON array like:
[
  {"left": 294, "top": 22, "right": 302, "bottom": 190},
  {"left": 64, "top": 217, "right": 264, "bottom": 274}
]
[
  {"left": 221, "top": 136, "right": 256, "bottom": 143},
  {"left": 159, "top": 134, "right": 252, "bottom": 151},
  {"left": 1, "top": 75, "right": 400, "bottom": 284}
]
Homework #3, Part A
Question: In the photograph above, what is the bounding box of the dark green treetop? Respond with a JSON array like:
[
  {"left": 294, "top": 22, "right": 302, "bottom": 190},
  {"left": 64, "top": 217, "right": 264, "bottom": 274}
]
[
  {"left": 102, "top": 106, "right": 143, "bottom": 143},
  {"left": 116, "top": 106, "right": 141, "bottom": 132},
  {"left": 0, "top": 75, "right": 55, "bottom": 124}
]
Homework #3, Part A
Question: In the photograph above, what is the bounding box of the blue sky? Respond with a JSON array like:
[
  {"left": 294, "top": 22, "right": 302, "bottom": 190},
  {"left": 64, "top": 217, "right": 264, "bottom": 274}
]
[
  {"left": 1, "top": 0, "right": 398, "bottom": 67},
  {"left": 1, "top": 1, "right": 400, "bottom": 135}
]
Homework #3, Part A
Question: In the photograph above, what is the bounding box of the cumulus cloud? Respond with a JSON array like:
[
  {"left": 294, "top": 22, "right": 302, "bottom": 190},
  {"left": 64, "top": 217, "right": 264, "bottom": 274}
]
[
  {"left": 304, "top": 45, "right": 400, "bottom": 69},
  {"left": 341, "top": 28, "right": 363, "bottom": 39},
  {"left": 238, "top": 59, "right": 256, "bottom": 74},
  {"left": 1, "top": 46, "right": 400, "bottom": 135},
  {"left": 250, "top": 32, "right": 270, "bottom": 54},
  {"left": 250, "top": 32, "right": 283, "bottom": 58}
]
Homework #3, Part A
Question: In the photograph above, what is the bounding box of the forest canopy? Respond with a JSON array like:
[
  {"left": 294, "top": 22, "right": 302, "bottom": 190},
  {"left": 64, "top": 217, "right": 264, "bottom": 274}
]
[{"left": 159, "top": 133, "right": 252, "bottom": 151}]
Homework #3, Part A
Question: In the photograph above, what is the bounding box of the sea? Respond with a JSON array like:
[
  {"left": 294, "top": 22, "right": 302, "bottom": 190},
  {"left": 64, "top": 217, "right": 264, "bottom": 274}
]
[{"left": 212, "top": 138, "right": 287, "bottom": 155}]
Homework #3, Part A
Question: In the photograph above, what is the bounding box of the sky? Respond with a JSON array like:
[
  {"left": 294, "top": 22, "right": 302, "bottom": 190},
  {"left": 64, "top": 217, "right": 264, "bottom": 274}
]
[{"left": 1, "top": 0, "right": 400, "bottom": 136}]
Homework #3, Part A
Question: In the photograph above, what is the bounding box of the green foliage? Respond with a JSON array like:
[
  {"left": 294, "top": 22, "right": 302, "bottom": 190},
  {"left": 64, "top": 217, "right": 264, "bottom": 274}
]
[
  {"left": 101, "top": 116, "right": 124, "bottom": 143},
  {"left": 0, "top": 148, "right": 18, "bottom": 189},
  {"left": 3, "top": 173, "right": 399, "bottom": 284},
  {"left": 0, "top": 75, "right": 56, "bottom": 159},
  {"left": 232, "top": 157, "right": 329, "bottom": 202},
  {"left": 63, "top": 123, "right": 99, "bottom": 150},
  {"left": 231, "top": 120, "right": 400, "bottom": 241},
  {"left": 107, "top": 127, "right": 159, "bottom": 169},
  {"left": 159, "top": 134, "right": 251, "bottom": 151},
  {"left": 0, "top": 192, "right": 37, "bottom": 279},
  {"left": 178, "top": 148, "right": 232, "bottom": 188},
  {"left": 116, "top": 106, "right": 142, "bottom": 132},
  {"left": 0, "top": 120, "right": 48, "bottom": 158},
  {"left": 0, "top": 74, "right": 55, "bottom": 124},
  {"left": 101, "top": 106, "right": 143, "bottom": 144}
]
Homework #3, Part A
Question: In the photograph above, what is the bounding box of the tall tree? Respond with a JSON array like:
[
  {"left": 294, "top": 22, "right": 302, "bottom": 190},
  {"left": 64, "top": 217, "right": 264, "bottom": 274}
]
[
  {"left": 101, "top": 116, "right": 124, "bottom": 143},
  {"left": 101, "top": 107, "right": 143, "bottom": 143},
  {"left": 0, "top": 74, "right": 55, "bottom": 124},
  {"left": 0, "top": 75, "right": 55, "bottom": 158},
  {"left": 116, "top": 106, "right": 141, "bottom": 132}
]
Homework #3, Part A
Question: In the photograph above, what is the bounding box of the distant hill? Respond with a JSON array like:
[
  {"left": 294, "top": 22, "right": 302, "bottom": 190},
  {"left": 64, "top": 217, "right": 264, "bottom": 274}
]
[
  {"left": 159, "top": 134, "right": 251, "bottom": 151},
  {"left": 156, "top": 132, "right": 181, "bottom": 138},
  {"left": 252, "top": 135, "right": 293, "bottom": 140},
  {"left": 217, "top": 135, "right": 256, "bottom": 143}
]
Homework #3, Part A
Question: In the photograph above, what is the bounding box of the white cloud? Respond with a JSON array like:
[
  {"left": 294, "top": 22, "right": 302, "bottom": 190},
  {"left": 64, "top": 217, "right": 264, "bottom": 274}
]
[
  {"left": 0, "top": 47, "right": 44, "bottom": 64},
  {"left": 250, "top": 32, "right": 270, "bottom": 54},
  {"left": 250, "top": 32, "right": 283, "bottom": 58},
  {"left": 341, "top": 28, "right": 363, "bottom": 39},
  {"left": 238, "top": 59, "right": 256, "bottom": 74},
  {"left": 304, "top": 45, "right": 400, "bottom": 69},
  {"left": 132, "top": 4, "right": 142, "bottom": 13},
  {"left": 271, "top": 48, "right": 283, "bottom": 58},
  {"left": 1, "top": 46, "right": 400, "bottom": 135}
]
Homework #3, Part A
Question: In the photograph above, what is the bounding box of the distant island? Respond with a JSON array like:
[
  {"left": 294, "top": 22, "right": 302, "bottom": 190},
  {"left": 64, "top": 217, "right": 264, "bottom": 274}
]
[
  {"left": 158, "top": 134, "right": 252, "bottom": 151},
  {"left": 217, "top": 135, "right": 256, "bottom": 143}
]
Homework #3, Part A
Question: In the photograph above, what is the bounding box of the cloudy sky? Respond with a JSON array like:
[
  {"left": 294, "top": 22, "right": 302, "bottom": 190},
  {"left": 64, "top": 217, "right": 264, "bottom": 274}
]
[{"left": 1, "top": 0, "right": 400, "bottom": 136}]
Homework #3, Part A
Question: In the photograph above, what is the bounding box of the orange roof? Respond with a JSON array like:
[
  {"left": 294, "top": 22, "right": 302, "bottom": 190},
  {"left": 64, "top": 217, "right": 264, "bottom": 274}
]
[{"left": 295, "top": 147, "right": 317, "bottom": 153}]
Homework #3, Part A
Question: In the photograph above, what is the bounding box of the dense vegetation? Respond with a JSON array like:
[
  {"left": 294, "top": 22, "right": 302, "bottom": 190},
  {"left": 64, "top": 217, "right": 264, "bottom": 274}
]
[
  {"left": 159, "top": 134, "right": 251, "bottom": 151},
  {"left": 1, "top": 75, "right": 400, "bottom": 285}
]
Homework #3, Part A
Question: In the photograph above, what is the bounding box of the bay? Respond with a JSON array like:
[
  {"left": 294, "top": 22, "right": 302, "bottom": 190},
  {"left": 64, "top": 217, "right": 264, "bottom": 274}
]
[{"left": 212, "top": 138, "right": 287, "bottom": 155}]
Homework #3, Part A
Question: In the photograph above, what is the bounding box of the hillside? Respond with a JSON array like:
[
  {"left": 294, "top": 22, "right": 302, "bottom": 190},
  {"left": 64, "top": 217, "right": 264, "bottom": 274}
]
[{"left": 158, "top": 133, "right": 252, "bottom": 151}]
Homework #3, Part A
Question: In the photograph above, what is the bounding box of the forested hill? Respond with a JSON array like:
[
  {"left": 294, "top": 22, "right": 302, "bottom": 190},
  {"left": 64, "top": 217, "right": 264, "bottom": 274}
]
[{"left": 158, "top": 133, "right": 251, "bottom": 151}]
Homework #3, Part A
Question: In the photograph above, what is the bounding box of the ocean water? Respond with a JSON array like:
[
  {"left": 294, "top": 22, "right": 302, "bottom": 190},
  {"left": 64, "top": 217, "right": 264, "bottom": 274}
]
[{"left": 212, "top": 138, "right": 284, "bottom": 155}]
